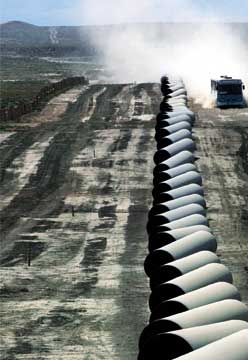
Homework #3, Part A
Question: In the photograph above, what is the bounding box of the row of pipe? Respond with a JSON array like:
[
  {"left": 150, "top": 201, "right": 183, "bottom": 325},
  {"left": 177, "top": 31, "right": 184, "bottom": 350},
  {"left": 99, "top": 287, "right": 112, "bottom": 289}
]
[{"left": 137, "top": 76, "right": 248, "bottom": 360}]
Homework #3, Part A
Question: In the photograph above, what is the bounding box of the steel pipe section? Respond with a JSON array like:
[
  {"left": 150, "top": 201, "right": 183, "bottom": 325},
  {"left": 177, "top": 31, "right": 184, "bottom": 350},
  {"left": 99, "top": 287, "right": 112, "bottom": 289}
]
[
  {"left": 155, "top": 127, "right": 192, "bottom": 143},
  {"left": 151, "top": 214, "right": 209, "bottom": 233},
  {"left": 162, "top": 329, "right": 248, "bottom": 360},
  {"left": 147, "top": 204, "right": 206, "bottom": 233},
  {"left": 156, "top": 114, "right": 193, "bottom": 127},
  {"left": 157, "top": 109, "right": 195, "bottom": 121},
  {"left": 144, "top": 231, "right": 217, "bottom": 276},
  {"left": 148, "top": 225, "right": 212, "bottom": 252},
  {"left": 153, "top": 184, "right": 204, "bottom": 203},
  {"left": 157, "top": 130, "right": 193, "bottom": 150},
  {"left": 149, "top": 194, "right": 206, "bottom": 218},
  {"left": 149, "top": 263, "right": 232, "bottom": 310},
  {"left": 150, "top": 282, "right": 241, "bottom": 321},
  {"left": 157, "top": 121, "right": 192, "bottom": 137},
  {"left": 153, "top": 150, "right": 196, "bottom": 175},
  {"left": 153, "top": 140, "right": 196, "bottom": 164},
  {"left": 153, "top": 163, "right": 197, "bottom": 184},
  {"left": 138, "top": 321, "right": 248, "bottom": 360},
  {"left": 137, "top": 76, "right": 248, "bottom": 360},
  {"left": 152, "top": 173, "right": 203, "bottom": 202},
  {"left": 149, "top": 251, "right": 220, "bottom": 290},
  {"left": 139, "top": 300, "right": 248, "bottom": 350}
]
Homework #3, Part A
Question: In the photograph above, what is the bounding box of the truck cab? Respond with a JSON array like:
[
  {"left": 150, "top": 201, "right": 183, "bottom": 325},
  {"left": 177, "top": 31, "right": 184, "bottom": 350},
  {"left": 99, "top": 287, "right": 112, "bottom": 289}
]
[{"left": 211, "top": 76, "right": 246, "bottom": 108}]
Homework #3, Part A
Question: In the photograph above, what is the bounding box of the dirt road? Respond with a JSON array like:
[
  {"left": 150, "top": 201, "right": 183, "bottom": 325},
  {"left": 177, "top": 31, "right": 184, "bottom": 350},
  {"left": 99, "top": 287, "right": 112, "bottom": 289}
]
[{"left": 0, "top": 84, "right": 248, "bottom": 359}]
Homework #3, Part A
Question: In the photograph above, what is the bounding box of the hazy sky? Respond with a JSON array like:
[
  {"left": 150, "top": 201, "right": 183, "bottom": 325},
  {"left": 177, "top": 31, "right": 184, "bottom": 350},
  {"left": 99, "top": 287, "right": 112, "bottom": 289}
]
[{"left": 1, "top": 0, "right": 248, "bottom": 26}]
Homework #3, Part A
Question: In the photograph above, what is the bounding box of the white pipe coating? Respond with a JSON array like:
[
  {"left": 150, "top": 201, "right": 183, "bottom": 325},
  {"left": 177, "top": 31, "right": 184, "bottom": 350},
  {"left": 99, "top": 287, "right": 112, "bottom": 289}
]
[
  {"left": 149, "top": 282, "right": 241, "bottom": 321},
  {"left": 167, "top": 110, "right": 194, "bottom": 119},
  {"left": 163, "top": 129, "right": 193, "bottom": 144},
  {"left": 154, "top": 139, "right": 196, "bottom": 162},
  {"left": 167, "top": 251, "right": 220, "bottom": 275},
  {"left": 157, "top": 231, "right": 217, "bottom": 260},
  {"left": 172, "top": 282, "right": 241, "bottom": 310},
  {"left": 163, "top": 171, "right": 202, "bottom": 189},
  {"left": 166, "top": 300, "right": 248, "bottom": 328},
  {"left": 169, "top": 329, "right": 248, "bottom": 360},
  {"left": 138, "top": 322, "right": 248, "bottom": 360},
  {"left": 158, "top": 151, "right": 195, "bottom": 170},
  {"left": 168, "top": 320, "right": 248, "bottom": 351},
  {"left": 169, "top": 89, "right": 187, "bottom": 97},
  {"left": 165, "top": 121, "right": 192, "bottom": 134},
  {"left": 157, "top": 115, "right": 193, "bottom": 126},
  {"left": 158, "top": 163, "right": 197, "bottom": 180},
  {"left": 153, "top": 203, "right": 206, "bottom": 223},
  {"left": 162, "top": 225, "right": 212, "bottom": 240},
  {"left": 164, "top": 184, "right": 204, "bottom": 200},
  {"left": 160, "top": 214, "right": 209, "bottom": 230},
  {"left": 161, "top": 194, "right": 206, "bottom": 211},
  {"left": 167, "top": 263, "right": 232, "bottom": 293},
  {"left": 149, "top": 251, "right": 220, "bottom": 290}
]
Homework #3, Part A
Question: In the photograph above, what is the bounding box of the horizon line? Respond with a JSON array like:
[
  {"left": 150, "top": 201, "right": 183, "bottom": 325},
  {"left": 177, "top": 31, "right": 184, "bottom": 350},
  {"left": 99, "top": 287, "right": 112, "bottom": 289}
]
[{"left": 1, "top": 19, "right": 248, "bottom": 27}]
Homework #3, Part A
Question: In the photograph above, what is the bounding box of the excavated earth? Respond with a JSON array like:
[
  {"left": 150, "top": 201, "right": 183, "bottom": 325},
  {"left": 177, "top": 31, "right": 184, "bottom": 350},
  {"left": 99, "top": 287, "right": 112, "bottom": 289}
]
[{"left": 0, "top": 84, "right": 248, "bottom": 359}]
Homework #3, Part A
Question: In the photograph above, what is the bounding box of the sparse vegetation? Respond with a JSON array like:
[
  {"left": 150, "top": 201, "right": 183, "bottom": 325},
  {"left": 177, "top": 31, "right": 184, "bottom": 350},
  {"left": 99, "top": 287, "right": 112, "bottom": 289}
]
[{"left": 0, "top": 55, "right": 103, "bottom": 109}]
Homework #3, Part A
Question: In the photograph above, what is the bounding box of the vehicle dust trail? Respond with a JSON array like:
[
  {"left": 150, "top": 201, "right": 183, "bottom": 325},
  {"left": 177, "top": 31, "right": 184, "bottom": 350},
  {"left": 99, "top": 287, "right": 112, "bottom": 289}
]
[
  {"left": 193, "top": 104, "right": 248, "bottom": 305},
  {"left": 0, "top": 83, "right": 160, "bottom": 360}
]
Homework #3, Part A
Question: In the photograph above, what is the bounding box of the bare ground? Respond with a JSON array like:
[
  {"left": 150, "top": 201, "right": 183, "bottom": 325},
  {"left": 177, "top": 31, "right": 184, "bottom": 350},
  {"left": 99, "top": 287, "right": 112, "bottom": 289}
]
[
  {"left": 192, "top": 103, "right": 248, "bottom": 304},
  {"left": 0, "top": 83, "right": 159, "bottom": 360}
]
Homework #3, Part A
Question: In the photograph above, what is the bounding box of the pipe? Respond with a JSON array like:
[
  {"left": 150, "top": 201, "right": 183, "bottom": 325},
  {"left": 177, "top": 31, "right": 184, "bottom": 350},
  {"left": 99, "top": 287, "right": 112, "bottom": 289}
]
[
  {"left": 150, "top": 214, "right": 209, "bottom": 233},
  {"left": 169, "top": 85, "right": 185, "bottom": 93},
  {"left": 150, "top": 282, "right": 241, "bottom": 321},
  {"left": 152, "top": 172, "right": 202, "bottom": 199},
  {"left": 144, "top": 231, "right": 217, "bottom": 276},
  {"left": 149, "top": 251, "right": 220, "bottom": 290},
  {"left": 153, "top": 152, "right": 196, "bottom": 175},
  {"left": 168, "top": 100, "right": 187, "bottom": 107},
  {"left": 156, "top": 114, "right": 192, "bottom": 127},
  {"left": 147, "top": 204, "right": 206, "bottom": 233},
  {"left": 157, "top": 108, "right": 194, "bottom": 121},
  {"left": 139, "top": 300, "right": 248, "bottom": 350},
  {"left": 157, "top": 130, "right": 193, "bottom": 150},
  {"left": 149, "top": 194, "right": 206, "bottom": 217},
  {"left": 157, "top": 121, "right": 192, "bottom": 137},
  {"left": 138, "top": 321, "right": 248, "bottom": 360},
  {"left": 148, "top": 225, "right": 212, "bottom": 252},
  {"left": 160, "top": 330, "right": 248, "bottom": 360},
  {"left": 153, "top": 184, "right": 204, "bottom": 203},
  {"left": 153, "top": 139, "right": 196, "bottom": 164},
  {"left": 153, "top": 164, "right": 197, "bottom": 185},
  {"left": 169, "top": 88, "right": 187, "bottom": 97},
  {"left": 155, "top": 126, "right": 192, "bottom": 143},
  {"left": 149, "top": 263, "right": 232, "bottom": 310}
]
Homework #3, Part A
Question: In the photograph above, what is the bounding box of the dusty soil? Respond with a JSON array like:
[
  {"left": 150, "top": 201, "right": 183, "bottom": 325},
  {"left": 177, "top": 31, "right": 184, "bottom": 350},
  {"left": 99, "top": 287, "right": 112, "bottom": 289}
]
[
  {"left": 192, "top": 103, "right": 248, "bottom": 305},
  {"left": 0, "top": 84, "right": 248, "bottom": 359},
  {"left": 0, "top": 83, "right": 159, "bottom": 360}
]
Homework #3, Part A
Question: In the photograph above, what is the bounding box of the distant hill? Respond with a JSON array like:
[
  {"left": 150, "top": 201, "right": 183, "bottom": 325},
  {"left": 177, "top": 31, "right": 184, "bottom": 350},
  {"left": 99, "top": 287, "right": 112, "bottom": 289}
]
[
  {"left": 1, "top": 20, "right": 248, "bottom": 57},
  {"left": 0, "top": 20, "right": 99, "bottom": 56}
]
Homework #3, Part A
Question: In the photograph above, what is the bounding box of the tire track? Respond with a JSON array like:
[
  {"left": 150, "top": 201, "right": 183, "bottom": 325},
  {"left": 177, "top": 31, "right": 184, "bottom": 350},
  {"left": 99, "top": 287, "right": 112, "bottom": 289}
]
[{"left": 0, "top": 83, "right": 161, "bottom": 360}]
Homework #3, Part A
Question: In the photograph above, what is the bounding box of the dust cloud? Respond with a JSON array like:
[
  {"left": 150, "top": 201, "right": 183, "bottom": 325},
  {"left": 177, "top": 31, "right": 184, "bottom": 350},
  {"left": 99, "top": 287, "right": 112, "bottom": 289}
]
[{"left": 79, "top": 0, "right": 248, "bottom": 107}]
